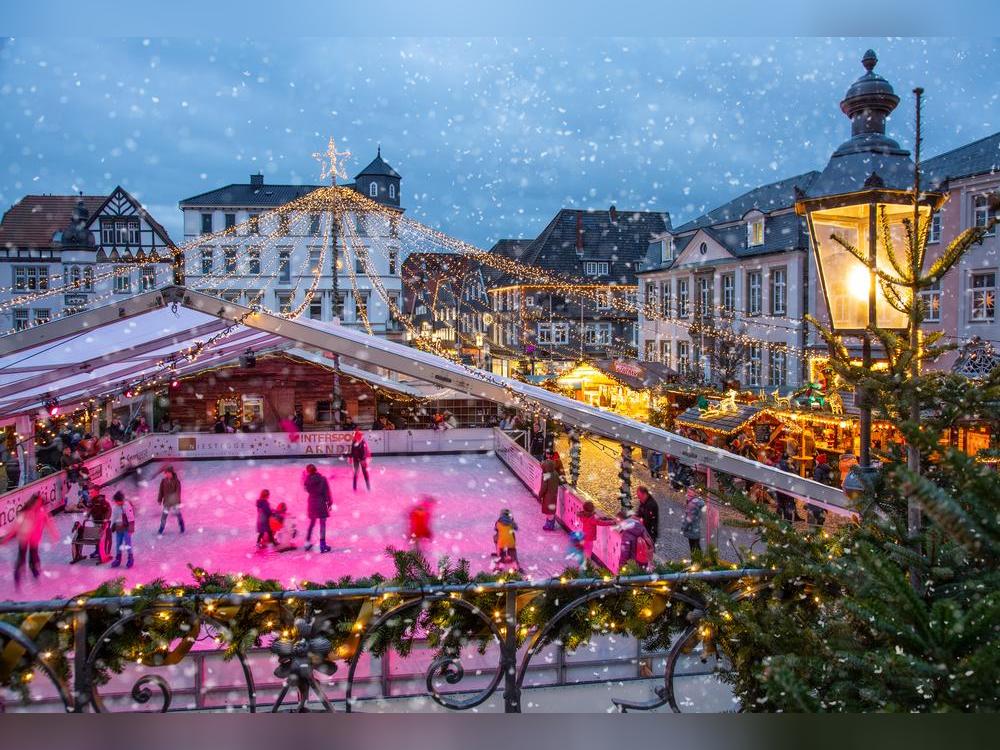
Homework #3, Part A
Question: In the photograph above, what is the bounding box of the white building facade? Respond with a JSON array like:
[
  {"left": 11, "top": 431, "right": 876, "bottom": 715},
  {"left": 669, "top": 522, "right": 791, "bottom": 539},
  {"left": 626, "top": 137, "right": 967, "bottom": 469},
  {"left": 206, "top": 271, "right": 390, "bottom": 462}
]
[
  {"left": 637, "top": 174, "right": 815, "bottom": 392},
  {"left": 178, "top": 151, "right": 406, "bottom": 338}
]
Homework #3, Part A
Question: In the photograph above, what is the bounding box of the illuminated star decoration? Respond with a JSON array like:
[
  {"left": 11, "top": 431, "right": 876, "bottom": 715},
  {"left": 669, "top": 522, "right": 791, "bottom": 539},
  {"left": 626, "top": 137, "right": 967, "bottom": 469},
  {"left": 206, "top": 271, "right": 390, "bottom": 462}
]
[{"left": 312, "top": 136, "right": 351, "bottom": 186}]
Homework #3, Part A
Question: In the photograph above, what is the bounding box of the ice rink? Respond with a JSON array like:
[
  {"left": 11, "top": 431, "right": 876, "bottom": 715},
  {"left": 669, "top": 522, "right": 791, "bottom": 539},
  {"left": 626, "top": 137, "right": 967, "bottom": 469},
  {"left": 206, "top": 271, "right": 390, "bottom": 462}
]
[{"left": 0, "top": 453, "right": 569, "bottom": 602}]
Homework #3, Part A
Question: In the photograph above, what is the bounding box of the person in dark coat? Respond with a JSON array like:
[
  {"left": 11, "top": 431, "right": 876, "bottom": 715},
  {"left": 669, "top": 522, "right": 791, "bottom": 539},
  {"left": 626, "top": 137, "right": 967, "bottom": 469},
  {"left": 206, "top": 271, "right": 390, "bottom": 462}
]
[
  {"left": 349, "top": 430, "right": 371, "bottom": 492},
  {"left": 774, "top": 454, "right": 799, "bottom": 522},
  {"left": 616, "top": 511, "right": 653, "bottom": 570},
  {"left": 255, "top": 489, "right": 275, "bottom": 548},
  {"left": 538, "top": 449, "right": 562, "bottom": 531},
  {"left": 303, "top": 464, "right": 332, "bottom": 552},
  {"left": 635, "top": 486, "right": 660, "bottom": 545}
]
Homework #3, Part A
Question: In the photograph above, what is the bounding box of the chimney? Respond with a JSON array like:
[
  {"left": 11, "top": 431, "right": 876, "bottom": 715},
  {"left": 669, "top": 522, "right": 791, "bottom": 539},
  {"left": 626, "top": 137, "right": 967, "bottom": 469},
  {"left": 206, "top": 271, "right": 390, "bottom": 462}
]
[
  {"left": 609, "top": 204, "right": 618, "bottom": 224},
  {"left": 250, "top": 173, "right": 264, "bottom": 186},
  {"left": 575, "top": 211, "right": 584, "bottom": 256}
]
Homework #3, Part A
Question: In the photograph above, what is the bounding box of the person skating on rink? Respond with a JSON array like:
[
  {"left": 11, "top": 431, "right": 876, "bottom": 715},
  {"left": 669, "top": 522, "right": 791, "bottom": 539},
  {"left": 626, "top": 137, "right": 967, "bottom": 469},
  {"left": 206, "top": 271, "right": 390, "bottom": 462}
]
[
  {"left": 303, "top": 464, "right": 332, "bottom": 553},
  {"left": 576, "top": 501, "right": 615, "bottom": 569},
  {"left": 349, "top": 429, "right": 371, "bottom": 492},
  {"left": 270, "top": 502, "right": 298, "bottom": 552},
  {"left": 492, "top": 508, "right": 520, "bottom": 573},
  {"left": 157, "top": 465, "right": 185, "bottom": 534},
  {"left": 2, "top": 493, "right": 58, "bottom": 589},
  {"left": 110, "top": 491, "right": 136, "bottom": 569},
  {"left": 255, "top": 489, "right": 276, "bottom": 549},
  {"left": 407, "top": 495, "right": 435, "bottom": 557},
  {"left": 538, "top": 449, "right": 563, "bottom": 531}
]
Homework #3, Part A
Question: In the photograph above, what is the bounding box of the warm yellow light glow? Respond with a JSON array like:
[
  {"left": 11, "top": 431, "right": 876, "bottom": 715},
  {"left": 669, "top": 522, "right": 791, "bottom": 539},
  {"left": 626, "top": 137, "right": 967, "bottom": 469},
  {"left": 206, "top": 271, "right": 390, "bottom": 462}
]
[{"left": 847, "top": 264, "right": 872, "bottom": 302}]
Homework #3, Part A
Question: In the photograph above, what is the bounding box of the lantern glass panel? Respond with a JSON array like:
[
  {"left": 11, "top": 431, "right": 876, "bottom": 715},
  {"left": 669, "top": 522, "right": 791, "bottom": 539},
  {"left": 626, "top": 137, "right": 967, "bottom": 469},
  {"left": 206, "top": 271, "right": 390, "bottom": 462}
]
[{"left": 808, "top": 201, "right": 924, "bottom": 331}]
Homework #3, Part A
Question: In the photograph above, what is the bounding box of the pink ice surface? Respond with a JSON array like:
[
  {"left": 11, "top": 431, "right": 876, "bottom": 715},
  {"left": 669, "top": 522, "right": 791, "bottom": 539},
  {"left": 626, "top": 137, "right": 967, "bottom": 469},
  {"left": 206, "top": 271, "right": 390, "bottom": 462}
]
[{"left": 0, "top": 454, "right": 570, "bottom": 602}]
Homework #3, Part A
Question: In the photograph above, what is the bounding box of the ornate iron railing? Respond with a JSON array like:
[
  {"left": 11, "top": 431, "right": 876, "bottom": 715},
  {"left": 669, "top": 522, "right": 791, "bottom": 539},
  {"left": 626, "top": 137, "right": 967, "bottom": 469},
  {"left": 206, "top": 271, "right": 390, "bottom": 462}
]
[{"left": 0, "top": 569, "right": 767, "bottom": 714}]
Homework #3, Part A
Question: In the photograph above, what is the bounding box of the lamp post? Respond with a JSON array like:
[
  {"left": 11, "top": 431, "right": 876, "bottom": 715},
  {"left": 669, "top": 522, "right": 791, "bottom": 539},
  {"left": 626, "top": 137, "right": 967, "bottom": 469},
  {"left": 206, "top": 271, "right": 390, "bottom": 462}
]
[{"left": 794, "top": 49, "right": 941, "bottom": 486}]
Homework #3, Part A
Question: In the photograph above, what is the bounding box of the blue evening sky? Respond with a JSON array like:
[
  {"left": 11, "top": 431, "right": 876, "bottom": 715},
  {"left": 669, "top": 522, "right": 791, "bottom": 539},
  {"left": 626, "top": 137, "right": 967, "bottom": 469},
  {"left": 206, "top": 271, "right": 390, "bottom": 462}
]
[{"left": 0, "top": 36, "right": 996, "bottom": 247}]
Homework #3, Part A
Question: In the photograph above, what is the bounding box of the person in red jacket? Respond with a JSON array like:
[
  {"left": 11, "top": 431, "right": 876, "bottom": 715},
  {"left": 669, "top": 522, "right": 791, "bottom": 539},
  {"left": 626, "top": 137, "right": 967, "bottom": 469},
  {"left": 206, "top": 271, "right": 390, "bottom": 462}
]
[
  {"left": 576, "top": 501, "right": 615, "bottom": 569},
  {"left": 408, "top": 495, "right": 435, "bottom": 557}
]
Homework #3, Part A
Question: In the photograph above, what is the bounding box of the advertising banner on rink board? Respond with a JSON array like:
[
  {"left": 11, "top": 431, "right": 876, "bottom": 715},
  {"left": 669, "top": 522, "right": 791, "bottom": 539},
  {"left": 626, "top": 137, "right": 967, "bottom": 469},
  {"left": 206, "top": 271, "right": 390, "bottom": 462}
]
[
  {"left": 493, "top": 428, "right": 542, "bottom": 495},
  {"left": 0, "top": 473, "right": 65, "bottom": 537}
]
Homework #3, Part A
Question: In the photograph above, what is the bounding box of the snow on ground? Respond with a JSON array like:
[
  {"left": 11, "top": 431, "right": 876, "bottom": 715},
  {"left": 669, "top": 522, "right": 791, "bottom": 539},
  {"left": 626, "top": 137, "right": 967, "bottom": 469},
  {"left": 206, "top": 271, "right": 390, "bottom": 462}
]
[{"left": 1, "top": 454, "right": 568, "bottom": 602}]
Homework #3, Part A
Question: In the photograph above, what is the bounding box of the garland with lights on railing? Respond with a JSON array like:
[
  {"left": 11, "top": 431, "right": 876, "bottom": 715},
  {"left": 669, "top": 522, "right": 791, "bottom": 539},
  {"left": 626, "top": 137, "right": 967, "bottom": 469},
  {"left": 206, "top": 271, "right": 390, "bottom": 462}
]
[{"left": 0, "top": 547, "right": 770, "bottom": 709}]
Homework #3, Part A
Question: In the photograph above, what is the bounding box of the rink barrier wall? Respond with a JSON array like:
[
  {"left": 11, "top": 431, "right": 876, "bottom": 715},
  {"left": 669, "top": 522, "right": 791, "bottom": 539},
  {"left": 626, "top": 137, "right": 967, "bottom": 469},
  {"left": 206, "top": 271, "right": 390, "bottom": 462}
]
[
  {"left": 0, "top": 429, "right": 498, "bottom": 536},
  {"left": 493, "top": 428, "right": 624, "bottom": 572}
]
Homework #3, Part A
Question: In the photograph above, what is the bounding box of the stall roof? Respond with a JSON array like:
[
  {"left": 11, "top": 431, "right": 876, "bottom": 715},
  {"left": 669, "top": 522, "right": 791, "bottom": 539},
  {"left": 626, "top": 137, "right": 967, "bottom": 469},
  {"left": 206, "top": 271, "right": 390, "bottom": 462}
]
[
  {"left": 675, "top": 404, "right": 765, "bottom": 436},
  {"left": 0, "top": 286, "right": 850, "bottom": 513},
  {"left": 590, "top": 358, "right": 677, "bottom": 391}
]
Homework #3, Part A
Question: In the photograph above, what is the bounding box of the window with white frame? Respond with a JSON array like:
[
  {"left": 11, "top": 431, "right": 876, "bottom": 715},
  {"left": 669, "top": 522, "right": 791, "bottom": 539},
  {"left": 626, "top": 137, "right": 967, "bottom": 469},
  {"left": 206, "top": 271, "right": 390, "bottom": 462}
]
[
  {"left": 584, "top": 261, "right": 609, "bottom": 276},
  {"left": 645, "top": 282, "right": 658, "bottom": 318},
  {"left": 747, "top": 217, "right": 764, "bottom": 247},
  {"left": 70, "top": 266, "right": 82, "bottom": 289},
  {"left": 13, "top": 309, "right": 29, "bottom": 331},
  {"left": 928, "top": 213, "right": 941, "bottom": 244},
  {"left": 698, "top": 276, "right": 712, "bottom": 319},
  {"left": 308, "top": 248, "right": 322, "bottom": 273},
  {"left": 389, "top": 184, "right": 396, "bottom": 199},
  {"left": 223, "top": 246, "right": 237, "bottom": 274},
  {"left": 200, "top": 213, "right": 213, "bottom": 235},
  {"left": 747, "top": 270, "right": 762, "bottom": 315},
  {"left": 661, "top": 280, "right": 672, "bottom": 318},
  {"left": 332, "top": 293, "right": 345, "bottom": 319},
  {"left": 537, "top": 322, "right": 569, "bottom": 345},
  {"left": 114, "top": 267, "right": 131, "bottom": 294},
  {"left": 140, "top": 267, "right": 156, "bottom": 291},
  {"left": 677, "top": 278, "right": 689, "bottom": 317},
  {"left": 722, "top": 273, "right": 735, "bottom": 315},
  {"left": 225, "top": 213, "right": 236, "bottom": 231},
  {"left": 278, "top": 250, "right": 291, "bottom": 284},
  {"left": 660, "top": 340, "right": 671, "bottom": 367},
  {"left": 278, "top": 214, "right": 290, "bottom": 235},
  {"left": 33, "top": 308, "right": 50, "bottom": 326},
  {"left": 248, "top": 247, "right": 261, "bottom": 275},
  {"left": 389, "top": 248, "right": 398, "bottom": 275},
  {"left": 596, "top": 288, "right": 612, "bottom": 310},
  {"left": 584, "top": 322, "right": 612, "bottom": 346},
  {"left": 101, "top": 218, "right": 141, "bottom": 246},
  {"left": 200, "top": 248, "right": 214, "bottom": 275},
  {"left": 222, "top": 291, "right": 241, "bottom": 304},
  {"left": 920, "top": 279, "right": 941, "bottom": 323},
  {"left": 84, "top": 267, "right": 94, "bottom": 291},
  {"left": 13, "top": 266, "right": 48, "bottom": 292},
  {"left": 747, "top": 343, "right": 763, "bottom": 387},
  {"left": 369, "top": 181, "right": 379, "bottom": 197},
  {"left": 974, "top": 195, "right": 995, "bottom": 236},
  {"left": 309, "top": 295, "right": 323, "bottom": 320},
  {"left": 248, "top": 214, "right": 260, "bottom": 235},
  {"left": 276, "top": 292, "right": 293, "bottom": 314},
  {"left": 309, "top": 214, "right": 321, "bottom": 236},
  {"left": 768, "top": 347, "right": 787, "bottom": 386},
  {"left": 644, "top": 340, "right": 657, "bottom": 361},
  {"left": 354, "top": 292, "right": 369, "bottom": 321},
  {"left": 770, "top": 267, "right": 787, "bottom": 316},
  {"left": 677, "top": 341, "right": 689, "bottom": 374},
  {"left": 971, "top": 271, "right": 996, "bottom": 322}
]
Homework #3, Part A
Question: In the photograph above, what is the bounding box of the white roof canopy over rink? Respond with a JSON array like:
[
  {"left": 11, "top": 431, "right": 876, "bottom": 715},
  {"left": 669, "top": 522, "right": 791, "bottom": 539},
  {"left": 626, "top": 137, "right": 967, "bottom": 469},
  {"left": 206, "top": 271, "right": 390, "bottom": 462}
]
[{"left": 0, "top": 285, "right": 850, "bottom": 514}]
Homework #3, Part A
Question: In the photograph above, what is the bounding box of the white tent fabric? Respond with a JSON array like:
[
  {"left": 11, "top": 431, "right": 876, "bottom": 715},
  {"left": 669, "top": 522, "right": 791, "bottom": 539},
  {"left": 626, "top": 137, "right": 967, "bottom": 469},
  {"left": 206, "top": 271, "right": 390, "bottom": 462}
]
[{"left": 0, "top": 286, "right": 849, "bottom": 511}]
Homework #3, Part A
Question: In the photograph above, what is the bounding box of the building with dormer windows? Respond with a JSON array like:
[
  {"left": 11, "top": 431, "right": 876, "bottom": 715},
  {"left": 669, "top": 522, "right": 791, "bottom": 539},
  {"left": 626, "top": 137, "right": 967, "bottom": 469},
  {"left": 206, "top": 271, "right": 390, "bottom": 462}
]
[{"left": 0, "top": 187, "right": 177, "bottom": 332}]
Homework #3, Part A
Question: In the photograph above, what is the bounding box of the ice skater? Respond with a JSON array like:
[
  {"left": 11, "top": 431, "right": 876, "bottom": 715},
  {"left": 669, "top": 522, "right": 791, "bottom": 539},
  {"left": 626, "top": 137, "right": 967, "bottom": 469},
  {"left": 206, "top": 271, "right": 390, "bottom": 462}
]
[
  {"left": 255, "top": 489, "right": 276, "bottom": 549},
  {"left": 576, "top": 501, "right": 615, "bottom": 570},
  {"left": 492, "top": 508, "right": 520, "bottom": 573},
  {"left": 304, "top": 464, "right": 332, "bottom": 553},
  {"left": 270, "top": 502, "right": 298, "bottom": 552},
  {"left": 157, "top": 466, "right": 185, "bottom": 534},
  {"left": 407, "top": 495, "right": 435, "bottom": 557},
  {"left": 110, "top": 490, "right": 136, "bottom": 568},
  {"left": 538, "top": 449, "right": 563, "bottom": 531},
  {"left": 2, "top": 493, "right": 58, "bottom": 589},
  {"left": 349, "top": 429, "right": 371, "bottom": 492}
]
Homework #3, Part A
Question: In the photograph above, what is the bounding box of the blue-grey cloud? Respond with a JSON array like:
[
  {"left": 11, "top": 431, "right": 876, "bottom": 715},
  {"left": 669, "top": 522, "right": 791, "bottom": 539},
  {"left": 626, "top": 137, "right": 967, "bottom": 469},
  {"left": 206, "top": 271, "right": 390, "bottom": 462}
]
[{"left": 0, "top": 37, "right": 996, "bottom": 247}]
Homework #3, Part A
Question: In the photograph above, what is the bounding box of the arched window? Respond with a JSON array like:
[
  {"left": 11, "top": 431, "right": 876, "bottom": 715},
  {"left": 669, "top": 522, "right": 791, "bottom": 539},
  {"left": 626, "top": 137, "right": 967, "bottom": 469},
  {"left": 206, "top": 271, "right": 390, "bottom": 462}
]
[
  {"left": 369, "top": 181, "right": 378, "bottom": 197},
  {"left": 389, "top": 184, "right": 396, "bottom": 199}
]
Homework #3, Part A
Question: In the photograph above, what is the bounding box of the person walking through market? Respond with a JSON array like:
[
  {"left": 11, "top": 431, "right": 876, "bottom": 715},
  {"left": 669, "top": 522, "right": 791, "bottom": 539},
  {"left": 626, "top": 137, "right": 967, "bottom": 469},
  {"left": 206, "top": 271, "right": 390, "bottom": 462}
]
[
  {"left": 647, "top": 449, "right": 664, "bottom": 480},
  {"left": 255, "top": 489, "right": 276, "bottom": 549},
  {"left": 156, "top": 465, "right": 185, "bottom": 534},
  {"left": 616, "top": 510, "right": 654, "bottom": 571},
  {"left": 303, "top": 464, "right": 332, "bottom": 553},
  {"left": 774, "top": 454, "right": 799, "bottom": 522},
  {"left": 349, "top": 429, "right": 371, "bottom": 492},
  {"left": 635, "top": 486, "right": 660, "bottom": 548},
  {"left": 2, "top": 493, "right": 58, "bottom": 589},
  {"left": 807, "top": 454, "right": 833, "bottom": 526},
  {"left": 538, "top": 448, "right": 562, "bottom": 531},
  {"left": 680, "top": 489, "right": 706, "bottom": 557},
  {"left": 110, "top": 490, "right": 136, "bottom": 568}
]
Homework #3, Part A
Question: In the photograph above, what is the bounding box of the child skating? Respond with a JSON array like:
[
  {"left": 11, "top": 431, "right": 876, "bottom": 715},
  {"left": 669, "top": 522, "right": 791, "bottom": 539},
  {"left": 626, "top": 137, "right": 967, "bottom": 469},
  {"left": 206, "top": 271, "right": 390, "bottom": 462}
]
[
  {"left": 110, "top": 490, "right": 136, "bottom": 568},
  {"left": 492, "top": 508, "right": 520, "bottom": 573},
  {"left": 270, "top": 502, "right": 298, "bottom": 552},
  {"left": 407, "top": 495, "right": 435, "bottom": 557}
]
